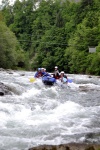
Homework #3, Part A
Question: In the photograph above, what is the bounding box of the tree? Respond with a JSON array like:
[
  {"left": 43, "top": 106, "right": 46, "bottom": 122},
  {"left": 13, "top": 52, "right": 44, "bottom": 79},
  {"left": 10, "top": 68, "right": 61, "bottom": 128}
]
[{"left": 0, "top": 21, "right": 25, "bottom": 69}]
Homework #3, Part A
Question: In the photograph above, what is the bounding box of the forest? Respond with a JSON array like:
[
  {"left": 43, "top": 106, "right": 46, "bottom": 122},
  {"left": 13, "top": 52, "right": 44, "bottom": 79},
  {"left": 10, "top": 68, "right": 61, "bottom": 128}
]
[{"left": 0, "top": 0, "right": 100, "bottom": 75}]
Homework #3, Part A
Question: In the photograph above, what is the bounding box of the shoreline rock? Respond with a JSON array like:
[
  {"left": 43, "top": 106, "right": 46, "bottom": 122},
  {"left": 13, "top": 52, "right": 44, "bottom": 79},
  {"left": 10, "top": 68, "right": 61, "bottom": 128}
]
[
  {"left": 28, "top": 143, "right": 100, "bottom": 150},
  {"left": 0, "top": 82, "right": 12, "bottom": 96}
]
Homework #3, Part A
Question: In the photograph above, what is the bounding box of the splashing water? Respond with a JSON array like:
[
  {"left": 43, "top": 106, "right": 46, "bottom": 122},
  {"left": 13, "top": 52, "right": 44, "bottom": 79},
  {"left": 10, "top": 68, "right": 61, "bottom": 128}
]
[{"left": 0, "top": 71, "right": 100, "bottom": 150}]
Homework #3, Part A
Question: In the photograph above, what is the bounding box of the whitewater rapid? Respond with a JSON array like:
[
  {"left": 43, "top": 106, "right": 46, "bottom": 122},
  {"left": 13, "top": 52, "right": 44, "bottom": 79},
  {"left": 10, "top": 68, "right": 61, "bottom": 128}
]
[{"left": 0, "top": 70, "right": 100, "bottom": 150}]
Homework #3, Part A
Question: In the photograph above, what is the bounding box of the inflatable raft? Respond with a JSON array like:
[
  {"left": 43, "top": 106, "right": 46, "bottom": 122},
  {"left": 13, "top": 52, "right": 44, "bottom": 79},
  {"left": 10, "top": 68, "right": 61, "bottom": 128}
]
[{"left": 42, "top": 76, "right": 56, "bottom": 85}]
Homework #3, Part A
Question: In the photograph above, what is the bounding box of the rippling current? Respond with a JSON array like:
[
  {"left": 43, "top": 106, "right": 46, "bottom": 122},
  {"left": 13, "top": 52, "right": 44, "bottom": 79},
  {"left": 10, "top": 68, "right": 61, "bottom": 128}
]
[{"left": 0, "top": 70, "right": 100, "bottom": 150}]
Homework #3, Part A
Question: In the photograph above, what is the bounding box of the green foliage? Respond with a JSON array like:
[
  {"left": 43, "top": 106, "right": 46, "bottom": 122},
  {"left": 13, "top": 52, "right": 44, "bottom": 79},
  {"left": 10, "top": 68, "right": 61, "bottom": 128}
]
[
  {"left": 65, "top": 48, "right": 87, "bottom": 73},
  {"left": 0, "top": 21, "right": 26, "bottom": 69},
  {"left": 1, "top": 0, "right": 100, "bottom": 75},
  {"left": 86, "top": 52, "right": 100, "bottom": 75}
]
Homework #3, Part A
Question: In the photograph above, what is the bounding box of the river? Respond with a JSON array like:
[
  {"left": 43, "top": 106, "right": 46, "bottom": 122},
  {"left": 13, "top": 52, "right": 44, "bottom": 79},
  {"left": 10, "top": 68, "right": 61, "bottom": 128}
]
[{"left": 0, "top": 70, "right": 100, "bottom": 150}]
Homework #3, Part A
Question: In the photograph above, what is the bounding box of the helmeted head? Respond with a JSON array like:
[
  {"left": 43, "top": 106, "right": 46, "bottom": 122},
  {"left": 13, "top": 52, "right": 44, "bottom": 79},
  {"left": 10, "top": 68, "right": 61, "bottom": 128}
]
[
  {"left": 41, "top": 68, "right": 44, "bottom": 72},
  {"left": 55, "top": 66, "right": 58, "bottom": 70},
  {"left": 61, "top": 71, "right": 64, "bottom": 74},
  {"left": 44, "top": 68, "right": 46, "bottom": 71},
  {"left": 60, "top": 71, "right": 64, "bottom": 75},
  {"left": 38, "top": 68, "right": 41, "bottom": 71}
]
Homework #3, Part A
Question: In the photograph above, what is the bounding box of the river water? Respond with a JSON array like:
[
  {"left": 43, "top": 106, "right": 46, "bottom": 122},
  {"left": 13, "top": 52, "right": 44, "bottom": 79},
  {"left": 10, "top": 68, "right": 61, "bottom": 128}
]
[{"left": 0, "top": 70, "right": 100, "bottom": 150}]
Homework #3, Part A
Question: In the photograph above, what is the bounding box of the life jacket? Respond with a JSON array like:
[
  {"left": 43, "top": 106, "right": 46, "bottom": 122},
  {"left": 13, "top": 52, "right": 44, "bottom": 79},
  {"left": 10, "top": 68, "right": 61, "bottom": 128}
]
[
  {"left": 60, "top": 75, "right": 68, "bottom": 82},
  {"left": 35, "top": 72, "right": 43, "bottom": 78},
  {"left": 53, "top": 72, "right": 60, "bottom": 79}
]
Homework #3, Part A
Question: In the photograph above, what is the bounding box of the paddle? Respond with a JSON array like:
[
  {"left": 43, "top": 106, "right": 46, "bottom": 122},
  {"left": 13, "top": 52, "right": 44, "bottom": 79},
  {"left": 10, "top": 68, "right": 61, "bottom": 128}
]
[
  {"left": 68, "top": 79, "right": 73, "bottom": 83},
  {"left": 29, "top": 77, "right": 36, "bottom": 83}
]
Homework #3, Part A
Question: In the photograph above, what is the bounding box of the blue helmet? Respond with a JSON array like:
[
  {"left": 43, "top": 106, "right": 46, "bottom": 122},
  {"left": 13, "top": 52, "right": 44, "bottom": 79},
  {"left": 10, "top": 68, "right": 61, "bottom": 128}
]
[{"left": 38, "top": 68, "right": 41, "bottom": 71}]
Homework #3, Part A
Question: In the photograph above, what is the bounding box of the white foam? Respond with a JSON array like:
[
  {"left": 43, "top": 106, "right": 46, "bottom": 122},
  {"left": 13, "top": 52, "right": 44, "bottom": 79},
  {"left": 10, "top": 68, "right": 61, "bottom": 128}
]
[{"left": 0, "top": 70, "right": 100, "bottom": 149}]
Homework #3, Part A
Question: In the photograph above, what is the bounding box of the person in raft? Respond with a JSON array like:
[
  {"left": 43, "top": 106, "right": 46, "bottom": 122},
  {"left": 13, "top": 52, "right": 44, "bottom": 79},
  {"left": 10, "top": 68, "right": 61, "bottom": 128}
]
[
  {"left": 52, "top": 66, "right": 60, "bottom": 79},
  {"left": 34, "top": 68, "right": 51, "bottom": 78},
  {"left": 41, "top": 68, "right": 51, "bottom": 77},
  {"left": 41, "top": 68, "right": 46, "bottom": 76},
  {"left": 60, "top": 71, "right": 68, "bottom": 83},
  {"left": 34, "top": 68, "right": 43, "bottom": 78}
]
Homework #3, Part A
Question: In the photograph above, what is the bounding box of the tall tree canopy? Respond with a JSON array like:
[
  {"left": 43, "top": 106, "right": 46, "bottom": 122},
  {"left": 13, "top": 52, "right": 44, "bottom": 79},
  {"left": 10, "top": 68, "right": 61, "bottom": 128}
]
[
  {"left": 1, "top": 0, "right": 100, "bottom": 75},
  {"left": 0, "top": 17, "right": 26, "bottom": 69}
]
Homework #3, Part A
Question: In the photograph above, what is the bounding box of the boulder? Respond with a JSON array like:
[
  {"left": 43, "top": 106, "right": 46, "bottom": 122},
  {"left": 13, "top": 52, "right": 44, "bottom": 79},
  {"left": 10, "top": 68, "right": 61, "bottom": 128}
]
[
  {"left": 0, "top": 82, "right": 12, "bottom": 96},
  {"left": 0, "top": 68, "right": 5, "bottom": 71},
  {"left": 28, "top": 143, "right": 100, "bottom": 150}
]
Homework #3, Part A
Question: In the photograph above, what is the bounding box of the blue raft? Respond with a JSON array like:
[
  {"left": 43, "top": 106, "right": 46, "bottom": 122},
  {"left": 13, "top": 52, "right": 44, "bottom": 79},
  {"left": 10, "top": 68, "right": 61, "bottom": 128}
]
[{"left": 42, "top": 76, "right": 56, "bottom": 85}]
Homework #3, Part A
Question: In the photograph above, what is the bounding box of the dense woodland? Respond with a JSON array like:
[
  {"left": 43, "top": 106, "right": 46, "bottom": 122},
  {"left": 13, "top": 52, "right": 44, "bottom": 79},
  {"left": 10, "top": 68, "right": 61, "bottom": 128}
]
[{"left": 0, "top": 0, "right": 100, "bottom": 75}]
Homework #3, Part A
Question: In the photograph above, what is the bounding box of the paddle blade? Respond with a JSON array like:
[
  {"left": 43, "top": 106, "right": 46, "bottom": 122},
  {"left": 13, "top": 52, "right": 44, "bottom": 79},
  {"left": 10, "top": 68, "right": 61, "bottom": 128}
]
[
  {"left": 29, "top": 77, "right": 36, "bottom": 82},
  {"left": 68, "top": 79, "right": 72, "bottom": 83}
]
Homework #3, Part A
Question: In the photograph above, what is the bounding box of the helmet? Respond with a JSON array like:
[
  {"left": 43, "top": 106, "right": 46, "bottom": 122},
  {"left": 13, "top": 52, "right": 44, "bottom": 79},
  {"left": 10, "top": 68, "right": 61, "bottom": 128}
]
[
  {"left": 55, "top": 66, "right": 58, "bottom": 69},
  {"left": 38, "top": 68, "right": 41, "bottom": 71},
  {"left": 61, "top": 71, "right": 64, "bottom": 74}
]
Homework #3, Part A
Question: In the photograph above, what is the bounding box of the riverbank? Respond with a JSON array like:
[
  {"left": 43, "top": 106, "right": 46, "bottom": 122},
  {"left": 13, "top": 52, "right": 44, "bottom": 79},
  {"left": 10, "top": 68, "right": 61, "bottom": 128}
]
[{"left": 29, "top": 143, "right": 100, "bottom": 150}]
